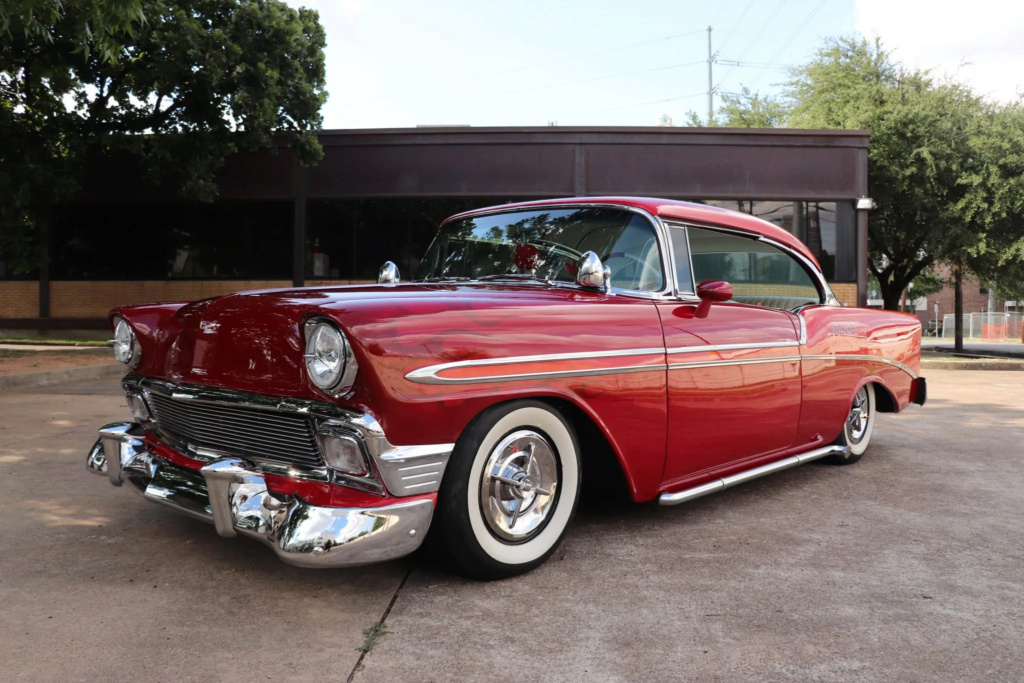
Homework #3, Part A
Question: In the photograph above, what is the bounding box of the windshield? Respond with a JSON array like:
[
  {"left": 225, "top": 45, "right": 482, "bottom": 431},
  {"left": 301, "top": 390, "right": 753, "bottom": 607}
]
[{"left": 415, "top": 207, "right": 665, "bottom": 291}]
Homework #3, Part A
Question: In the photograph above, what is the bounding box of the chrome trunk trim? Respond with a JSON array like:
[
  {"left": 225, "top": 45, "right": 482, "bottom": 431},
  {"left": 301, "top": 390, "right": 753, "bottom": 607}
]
[{"left": 657, "top": 444, "right": 847, "bottom": 506}]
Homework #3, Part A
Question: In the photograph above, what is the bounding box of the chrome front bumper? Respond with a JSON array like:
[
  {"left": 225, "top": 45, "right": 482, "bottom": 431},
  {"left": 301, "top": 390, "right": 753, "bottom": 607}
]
[{"left": 86, "top": 423, "right": 434, "bottom": 568}]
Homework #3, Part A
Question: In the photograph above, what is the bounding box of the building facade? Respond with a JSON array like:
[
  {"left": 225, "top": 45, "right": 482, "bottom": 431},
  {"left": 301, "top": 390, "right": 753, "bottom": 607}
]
[{"left": 0, "top": 126, "right": 870, "bottom": 329}]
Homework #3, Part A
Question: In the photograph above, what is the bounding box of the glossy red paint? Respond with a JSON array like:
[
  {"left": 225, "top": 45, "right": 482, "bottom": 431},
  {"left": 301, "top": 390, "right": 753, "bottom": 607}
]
[
  {"left": 657, "top": 301, "right": 803, "bottom": 487},
  {"left": 111, "top": 197, "right": 923, "bottom": 506}
]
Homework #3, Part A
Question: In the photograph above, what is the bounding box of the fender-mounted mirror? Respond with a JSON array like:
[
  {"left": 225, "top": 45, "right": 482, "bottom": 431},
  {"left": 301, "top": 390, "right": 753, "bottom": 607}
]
[
  {"left": 576, "top": 251, "right": 612, "bottom": 294},
  {"left": 378, "top": 261, "right": 400, "bottom": 284},
  {"left": 695, "top": 280, "right": 732, "bottom": 318}
]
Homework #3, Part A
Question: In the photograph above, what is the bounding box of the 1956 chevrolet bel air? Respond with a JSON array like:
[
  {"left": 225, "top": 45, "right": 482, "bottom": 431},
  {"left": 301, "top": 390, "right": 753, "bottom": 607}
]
[{"left": 86, "top": 197, "right": 926, "bottom": 579}]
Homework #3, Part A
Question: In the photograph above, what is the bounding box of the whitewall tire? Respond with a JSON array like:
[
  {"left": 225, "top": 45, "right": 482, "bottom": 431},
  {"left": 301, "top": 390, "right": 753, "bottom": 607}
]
[
  {"left": 830, "top": 383, "right": 875, "bottom": 465},
  {"left": 436, "top": 400, "right": 581, "bottom": 579}
]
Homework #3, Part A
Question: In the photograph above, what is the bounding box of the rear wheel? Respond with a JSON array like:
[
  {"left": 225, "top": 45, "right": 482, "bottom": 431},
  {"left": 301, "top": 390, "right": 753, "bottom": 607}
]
[
  {"left": 435, "top": 400, "right": 581, "bottom": 580},
  {"left": 829, "top": 383, "right": 875, "bottom": 465}
]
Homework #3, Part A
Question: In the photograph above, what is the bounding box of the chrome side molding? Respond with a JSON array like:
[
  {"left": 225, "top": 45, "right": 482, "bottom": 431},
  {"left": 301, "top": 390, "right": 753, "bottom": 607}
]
[{"left": 657, "top": 444, "right": 847, "bottom": 506}]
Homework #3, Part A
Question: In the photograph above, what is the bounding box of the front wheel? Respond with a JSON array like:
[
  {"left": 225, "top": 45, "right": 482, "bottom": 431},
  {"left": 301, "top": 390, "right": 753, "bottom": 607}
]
[
  {"left": 435, "top": 400, "right": 581, "bottom": 580},
  {"left": 829, "top": 383, "right": 875, "bottom": 465}
]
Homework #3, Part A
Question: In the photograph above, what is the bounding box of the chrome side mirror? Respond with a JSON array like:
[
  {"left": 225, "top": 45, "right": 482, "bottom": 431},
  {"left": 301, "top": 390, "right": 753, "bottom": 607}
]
[
  {"left": 378, "top": 261, "right": 400, "bottom": 284},
  {"left": 575, "top": 251, "right": 612, "bottom": 294}
]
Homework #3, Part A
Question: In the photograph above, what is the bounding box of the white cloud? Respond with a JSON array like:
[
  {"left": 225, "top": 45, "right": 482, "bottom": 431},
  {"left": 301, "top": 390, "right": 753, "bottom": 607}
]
[{"left": 856, "top": 0, "right": 1024, "bottom": 101}]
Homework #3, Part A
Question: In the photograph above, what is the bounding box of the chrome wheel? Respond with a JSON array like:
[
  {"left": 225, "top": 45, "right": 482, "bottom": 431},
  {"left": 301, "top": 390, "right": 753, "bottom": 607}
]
[
  {"left": 846, "top": 386, "right": 871, "bottom": 445},
  {"left": 436, "top": 400, "right": 580, "bottom": 579},
  {"left": 480, "top": 430, "right": 559, "bottom": 542},
  {"left": 830, "top": 383, "right": 875, "bottom": 464}
]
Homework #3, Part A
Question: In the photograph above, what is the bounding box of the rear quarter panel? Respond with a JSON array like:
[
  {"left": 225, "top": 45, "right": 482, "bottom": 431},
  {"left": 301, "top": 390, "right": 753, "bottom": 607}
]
[{"left": 796, "top": 305, "right": 921, "bottom": 446}]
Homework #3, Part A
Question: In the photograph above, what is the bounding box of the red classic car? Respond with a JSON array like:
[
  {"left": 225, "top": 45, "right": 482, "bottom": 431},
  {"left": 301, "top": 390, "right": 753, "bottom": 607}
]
[{"left": 87, "top": 197, "right": 926, "bottom": 579}]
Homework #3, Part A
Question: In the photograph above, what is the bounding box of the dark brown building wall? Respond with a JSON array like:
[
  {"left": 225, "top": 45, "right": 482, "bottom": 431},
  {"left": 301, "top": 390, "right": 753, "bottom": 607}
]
[{"left": 13, "top": 126, "right": 870, "bottom": 327}]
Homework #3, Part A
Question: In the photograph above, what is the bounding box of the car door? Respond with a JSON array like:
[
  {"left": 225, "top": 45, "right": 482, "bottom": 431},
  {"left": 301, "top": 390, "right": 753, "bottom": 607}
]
[{"left": 657, "top": 224, "right": 817, "bottom": 488}]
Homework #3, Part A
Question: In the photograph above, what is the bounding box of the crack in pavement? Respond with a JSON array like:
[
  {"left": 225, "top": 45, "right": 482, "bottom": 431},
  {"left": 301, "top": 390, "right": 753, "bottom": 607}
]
[{"left": 348, "top": 563, "right": 414, "bottom": 683}]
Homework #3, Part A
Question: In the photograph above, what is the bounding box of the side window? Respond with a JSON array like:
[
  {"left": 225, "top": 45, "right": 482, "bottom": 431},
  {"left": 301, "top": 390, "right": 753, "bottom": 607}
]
[
  {"left": 579, "top": 214, "right": 664, "bottom": 292},
  {"left": 687, "top": 227, "right": 821, "bottom": 310},
  {"left": 668, "top": 227, "right": 694, "bottom": 294}
]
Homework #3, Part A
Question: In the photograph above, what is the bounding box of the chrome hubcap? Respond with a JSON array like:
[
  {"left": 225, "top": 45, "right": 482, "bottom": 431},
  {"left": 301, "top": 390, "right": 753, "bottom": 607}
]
[
  {"left": 846, "top": 387, "right": 870, "bottom": 444},
  {"left": 480, "top": 430, "right": 559, "bottom": 542}
]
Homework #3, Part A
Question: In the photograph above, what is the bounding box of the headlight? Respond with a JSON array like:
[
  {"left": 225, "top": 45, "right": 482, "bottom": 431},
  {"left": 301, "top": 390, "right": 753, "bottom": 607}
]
[
  {"left": 112, "top": 318, "right": 137, "bottom": 365},
  {"left": 304, "top": 320, "right": 357, "bottom": 392}
]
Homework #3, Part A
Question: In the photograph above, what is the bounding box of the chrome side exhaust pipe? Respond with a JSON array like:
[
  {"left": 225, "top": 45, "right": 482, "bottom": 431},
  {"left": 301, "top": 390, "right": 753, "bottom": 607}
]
[{"left": 658, "top": 444, "right": 848, "bottom": 506}]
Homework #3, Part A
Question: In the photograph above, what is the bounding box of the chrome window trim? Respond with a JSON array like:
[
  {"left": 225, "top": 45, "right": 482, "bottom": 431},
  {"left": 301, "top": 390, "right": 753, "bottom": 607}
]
[
  {"left": 425, "top": 202, "right": 678, "bottom": 300},
  {"left": 801, "top": 354, "right": 917, "bottom": 379},
  {"left": 660, "top": 220, "right": 838, "bottom": 307}
]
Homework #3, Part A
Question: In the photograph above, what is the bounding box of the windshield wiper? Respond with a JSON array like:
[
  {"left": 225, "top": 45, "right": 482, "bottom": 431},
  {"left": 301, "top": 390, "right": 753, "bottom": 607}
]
[
  {"left": 420, "top": 276, "right": 473, "bottom": 282},
  {"left": 475, "top": 273, "right": 538, "bottom": 281}
]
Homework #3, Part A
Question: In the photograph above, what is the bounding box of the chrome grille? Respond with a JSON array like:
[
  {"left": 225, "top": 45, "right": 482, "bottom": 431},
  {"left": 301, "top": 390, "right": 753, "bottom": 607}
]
[{"left": 148, "top": 394, "right": 325, "bottom": 470}]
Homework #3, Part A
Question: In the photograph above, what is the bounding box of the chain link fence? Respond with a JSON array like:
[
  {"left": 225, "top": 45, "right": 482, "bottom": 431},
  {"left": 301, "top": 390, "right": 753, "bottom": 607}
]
[{"left": 942, "top": 312, "right": 1024, "bottom": 341}]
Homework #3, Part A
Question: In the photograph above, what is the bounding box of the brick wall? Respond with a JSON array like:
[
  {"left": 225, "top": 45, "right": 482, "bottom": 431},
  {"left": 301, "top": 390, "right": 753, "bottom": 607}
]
[
  {"left": 48, "top": 281, "right": 292, "bottom": 318},
  {"left": 0, "top": 281, "right": 40, "bottom": 318},
  {"left": 830, "top": 283, "right": 857, "bottom": 307},
  {"left": 43, "top": 280, "right": 377, "bottom": 319}
]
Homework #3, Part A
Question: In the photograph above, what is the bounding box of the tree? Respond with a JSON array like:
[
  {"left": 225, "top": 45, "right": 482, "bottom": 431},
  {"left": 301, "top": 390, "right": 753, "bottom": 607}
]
[
  {"left": 787, "top": 37, "right": 983, "bottom": 312},
  {"left": 0, "top": 0, "right": 327, "bottom": 274},
  {"left": 684, "top": 87, "right": 789, "bottom": 128},
  {"left": 944, "top": 99, "right": 1024, "bottom": 348}
]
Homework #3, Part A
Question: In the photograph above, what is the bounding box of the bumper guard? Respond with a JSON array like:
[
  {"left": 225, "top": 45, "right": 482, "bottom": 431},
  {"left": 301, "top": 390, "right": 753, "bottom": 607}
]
[{"left": 87, "top": 423, "right": 433, "bottom": 568}]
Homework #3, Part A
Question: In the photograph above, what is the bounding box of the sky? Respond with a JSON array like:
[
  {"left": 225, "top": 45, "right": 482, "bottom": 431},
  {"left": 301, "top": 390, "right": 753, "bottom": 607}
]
[{"left": 284, "top": 0, "right": 1024, "bottom": 130}]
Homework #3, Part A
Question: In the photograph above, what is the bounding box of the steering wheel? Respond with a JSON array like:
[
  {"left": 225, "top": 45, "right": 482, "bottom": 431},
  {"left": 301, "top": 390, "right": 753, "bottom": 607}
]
[{"left": 602, "top": 252, "right": 662, "bottom": 289}]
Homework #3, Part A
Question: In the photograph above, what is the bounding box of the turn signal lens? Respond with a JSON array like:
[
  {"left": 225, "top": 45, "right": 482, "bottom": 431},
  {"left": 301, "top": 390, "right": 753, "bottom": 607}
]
[
  {"left": 126, "top": 394, "right": 151, "bottom": 422},
  {"left": 317, "top": 433, "right": 369, "bottom": 476}
]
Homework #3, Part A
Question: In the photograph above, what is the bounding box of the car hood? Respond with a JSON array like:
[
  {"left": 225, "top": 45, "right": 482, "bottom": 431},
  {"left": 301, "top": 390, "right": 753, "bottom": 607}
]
[{"left": 127, "top": 282, "right": 653, "bottom": 399}]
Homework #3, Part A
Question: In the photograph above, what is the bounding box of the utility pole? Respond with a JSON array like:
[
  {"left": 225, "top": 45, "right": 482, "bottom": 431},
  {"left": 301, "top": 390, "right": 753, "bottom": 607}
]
[{"left": 707, "top": 26, "right": 713, "bottom": 125}]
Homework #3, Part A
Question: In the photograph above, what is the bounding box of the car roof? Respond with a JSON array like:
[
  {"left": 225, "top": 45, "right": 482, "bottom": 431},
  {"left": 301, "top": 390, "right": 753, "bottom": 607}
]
[{"left": 445, "top": 196, "right": 820, "bottom": 268}]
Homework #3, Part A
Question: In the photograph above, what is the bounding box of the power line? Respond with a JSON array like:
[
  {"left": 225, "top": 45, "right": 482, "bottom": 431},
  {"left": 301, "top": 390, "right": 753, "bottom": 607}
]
[
  {"left": 395, "top": 28, "right": 710, "bottom": 103},
  {"left": 716, "top": 0, "right": 789, "bottom": 89},
  {"left": 589, "top": 91, "right": 707, "bottom": 116},
  {"left": 716, "top": 0, "right": 758, "bottom": 53},
  {"left": 430, "top": 60, "right": 708, "bottom": 109},
  {"left": 749, "top": 0, "right": 827, "bottom": 88}
]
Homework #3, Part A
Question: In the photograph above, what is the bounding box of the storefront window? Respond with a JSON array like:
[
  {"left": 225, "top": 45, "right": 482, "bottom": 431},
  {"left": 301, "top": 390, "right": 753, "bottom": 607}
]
[
  {"left": 304, "top": 197, "right": 514, "bottom": 281},
  {"left": 49, "top": 201, "right": 292, "bottom": 279}
]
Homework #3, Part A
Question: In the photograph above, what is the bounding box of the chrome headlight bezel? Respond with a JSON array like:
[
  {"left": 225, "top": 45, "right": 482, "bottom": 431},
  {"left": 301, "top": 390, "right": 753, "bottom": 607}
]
[
  {"left": 111, "top": 317, "right": 141, "bottom": 369},
  {"left": 303, "top": 318, "right": 358, "bottom": 395}
]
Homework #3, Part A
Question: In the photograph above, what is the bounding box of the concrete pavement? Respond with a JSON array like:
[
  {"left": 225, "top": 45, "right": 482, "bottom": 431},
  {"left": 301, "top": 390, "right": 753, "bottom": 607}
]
[{"left": 2, "top": 371, "right": 1023, "bottom": 681}]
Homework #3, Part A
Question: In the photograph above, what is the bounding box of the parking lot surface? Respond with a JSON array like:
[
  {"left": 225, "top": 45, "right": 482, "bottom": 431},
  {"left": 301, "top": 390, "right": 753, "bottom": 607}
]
[{"left": 1, "top": 369, "right": 1022, "bottom": 681}]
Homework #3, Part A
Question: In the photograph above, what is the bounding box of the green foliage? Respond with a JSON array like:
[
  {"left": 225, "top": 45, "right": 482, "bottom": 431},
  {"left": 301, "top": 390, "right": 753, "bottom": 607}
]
[
  {"left": 956, "top": 101, "right": 1024, "bottom": 292},
  {"left": 0, "top": 0, "right": 327, "bottom": 274},
  {"left": 718, "top": 87, "right": 789, "bottom": 128},
  {"left": 684, "top": 87, "right": 789, "bottom": 128},
  {"left": 910, "top": 267, "right": 946, "bottom": 300},
  {"left": 786, "top": 37, "right": 985, "bottom": 310},
  {"left": 696, "top": 37, "right": 1024, "bottom": 310},
  {"left": 356, "top": 621, "right": 388, "bottom": 653}
]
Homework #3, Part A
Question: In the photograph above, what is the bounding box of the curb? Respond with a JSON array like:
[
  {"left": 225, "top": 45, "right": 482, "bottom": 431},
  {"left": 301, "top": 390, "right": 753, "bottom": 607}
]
[
  {"left": 921, "top": 359, "right": 1024, "bottom": 371},
  {"left": 0, "top": 364, "right": 126, "bottom": 390}
]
